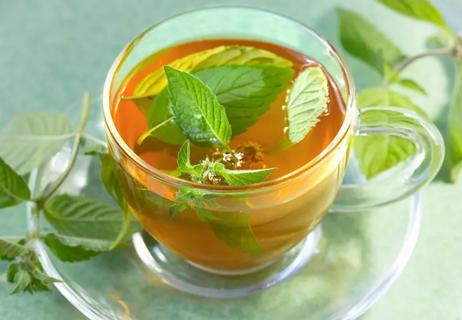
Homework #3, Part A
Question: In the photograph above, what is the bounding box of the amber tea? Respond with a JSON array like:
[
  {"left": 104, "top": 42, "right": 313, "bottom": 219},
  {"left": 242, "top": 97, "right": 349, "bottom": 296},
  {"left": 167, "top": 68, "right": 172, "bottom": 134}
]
[{"left": 110, "top": 39, "right": 347, "bottom": 270}]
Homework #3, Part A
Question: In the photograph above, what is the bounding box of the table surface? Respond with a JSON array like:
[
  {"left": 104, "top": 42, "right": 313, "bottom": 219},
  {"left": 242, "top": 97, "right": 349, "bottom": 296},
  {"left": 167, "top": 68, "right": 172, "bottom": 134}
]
[{"left": 0, "top": 0, "right": 461, "bottom": 319}]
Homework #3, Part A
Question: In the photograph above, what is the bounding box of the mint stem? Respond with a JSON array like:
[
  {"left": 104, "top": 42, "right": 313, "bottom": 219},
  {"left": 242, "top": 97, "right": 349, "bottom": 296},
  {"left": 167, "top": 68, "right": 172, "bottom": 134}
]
[
  {"left": 388, "top": 47, "right": 455, "bottom": 81},
  {"left": 37, "top": 93, "right": 91, "bottom": 202},
  {"left": 136, "top": 116, "right": 174, "bottom": 145}
]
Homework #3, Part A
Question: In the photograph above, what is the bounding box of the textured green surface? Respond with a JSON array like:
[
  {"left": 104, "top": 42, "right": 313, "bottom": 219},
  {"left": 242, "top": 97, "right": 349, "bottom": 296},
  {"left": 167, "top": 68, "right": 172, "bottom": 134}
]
[{"left": 0, "top": 0, "right": 461, "bottom": 319}]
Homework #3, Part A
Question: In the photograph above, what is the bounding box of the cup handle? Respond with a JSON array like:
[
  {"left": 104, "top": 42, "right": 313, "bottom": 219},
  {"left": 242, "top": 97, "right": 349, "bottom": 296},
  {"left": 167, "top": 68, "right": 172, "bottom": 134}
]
[{"left": 331, "top": 106, "right": 444, "bottom": 212}]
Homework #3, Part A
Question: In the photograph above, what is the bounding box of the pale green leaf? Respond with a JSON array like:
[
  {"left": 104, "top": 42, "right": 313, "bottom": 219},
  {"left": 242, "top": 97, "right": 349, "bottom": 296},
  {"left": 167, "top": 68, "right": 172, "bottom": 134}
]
[
  {"left": 0, "top": 157, "right": 30, "bottom": 208},
  {"left": 286, "top": 66, "right": 329, "bottom": 144},
  {"left": 131, "top": 45, "right": 293, "bottom": 99},
  {"left": 196, "top": 209, "right": 261, "bottom": 255},
  {"left": 337, "top": 8, "right": 405, "bottom": 74},
  {"left": 44, "top": 194, "right": 127, "bottom": 241},
  {"left": 43, "top": 233, "right": 106, "bottom": 262},
  {"left": 7, "top": 260, "right": 57, "bottom": 294},
  {"left": 0, "top": 239, "right": 27, "bottom": 261},
  {"left": 448, "top": 61, "right": 462, "bottom": 182},
  {"left": 357, "top": 87, "right": 428, "bottom": 117},
  {"left": 165, "top": 66, "right": 232, "bottom": 146},
  {"left": 394, "top": 78, "right": 427, "bottom": 95},
  {"left": 377, "top": 0, "right": 450, "bottom": 30},
  {"left": 0, "top": 113, "right": 72, "bottom": 175},
  {"left": 214, "top": 163, "right": 275, "bottom": 186}
]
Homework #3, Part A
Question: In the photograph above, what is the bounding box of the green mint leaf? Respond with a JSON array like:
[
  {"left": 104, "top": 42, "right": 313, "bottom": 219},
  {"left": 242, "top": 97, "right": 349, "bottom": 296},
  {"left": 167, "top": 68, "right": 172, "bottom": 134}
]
[
  {"left": 43, "top": 194, "right": 133, "bottom": 245},
  {"left": 130, "top": 45, "right": 293, "bottom": 99},
  {"left": 176, "top": 140, "right": 203, "bottom": 179},
  {"left": 196, "top": 208, "right": 261, "bottom": 255},
  {"left": 377, "top": 0, "right": 450, "bottom": 31},
  {"left": 165, "top": 66, "right": 232, "bottom": 146},
  {"left": 43, "top": 233, "right": 105, "bottom": 262},
  {"left": 213, "top": 163, "right": 275, "bottom": 186},
  {"left": 7, "top": 258, "right": 57, "bottom": 294},
  {"left": 0, "top": 113, "right": 72, "bottom": 175},
  {"left": 0, "top": 239, "right": 27, "bottom": 261},
  {"left": 337, "top": 8, "right": 405, "bottom": 74},
  {"left": 447, "top": 62, "right": 462, "bottom": 182},
  {"left": 195, "top": 45, "right": 293, "bottom": 70},
  {"left": 286, "top": 66, "right": 329, "bottom": 144},
  {"left": 354, "top": 88, "right": 428, "bottom": 179},
  {"left": 194, "top": 65, "right": 293, "bottom": 134},
  {"left": 0, "top": 157, "right": 30, "bottom": 208},
  {"left": 357, "top": 87, "right": 428, "bottom": 117},
  {"left": 143, "top": 89, "right": 186, "bottom": 145},
  {"left": 174, "top": 186, "right": 261, "bottom": 255},
  {"left": 394, "top": 78, "right": 428, "bottom": 95},
  {"left": 143, "top": 65, "right": 293, "bottom": 144}
]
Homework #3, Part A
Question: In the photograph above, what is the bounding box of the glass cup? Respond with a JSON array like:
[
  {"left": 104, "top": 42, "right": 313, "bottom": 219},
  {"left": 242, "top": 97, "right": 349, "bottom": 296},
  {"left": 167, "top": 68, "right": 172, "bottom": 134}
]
[{"left": 102, "top": 7, "right": 444, "bottom": 296}]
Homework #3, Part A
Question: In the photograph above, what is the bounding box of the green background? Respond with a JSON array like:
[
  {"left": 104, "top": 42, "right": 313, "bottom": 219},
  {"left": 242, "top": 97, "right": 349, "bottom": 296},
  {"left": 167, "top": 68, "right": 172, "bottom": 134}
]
[{"left": 0, "top": 0, "right": 461, "bottom": 319}]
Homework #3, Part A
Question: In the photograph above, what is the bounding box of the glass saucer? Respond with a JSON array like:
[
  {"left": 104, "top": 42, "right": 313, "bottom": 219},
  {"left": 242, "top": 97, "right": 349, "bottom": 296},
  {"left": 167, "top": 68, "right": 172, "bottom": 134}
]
[{"left": 25, "top": 100, "right": 422, "bottom": 319}]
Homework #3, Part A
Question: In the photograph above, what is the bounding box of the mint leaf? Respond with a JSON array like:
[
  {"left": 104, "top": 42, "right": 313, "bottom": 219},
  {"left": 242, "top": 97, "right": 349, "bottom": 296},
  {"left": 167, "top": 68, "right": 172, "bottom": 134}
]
[
  {"left": 337, "top": 8, "right": 405, "bottom": 74},
  {"left": 394, "top": 78, "right": 427, "bottom": 95},
  {"left": 196, "top": 208, "right": 261, "bottom": 255},
  {"left": 194, "top": 65, "right": 293, "bottom": 134},
  {"left": 144, "top": 65, "right": 293, "bottom": 144},
  {"left": 130, "top": 45, "right": 293, "bottom": 99},
  {"left": 0, "top": 112, "right": 72, "bottom": 175},
  {"left": 165, "top": 66, "right": 232, "bottom": 146},
  {"left": 195, "top": 45, "right": 293, "bottom": 70},
  {"left": 144, "top": 89, "right": 187, "bottom": 145},
  {"left": 43, "top": 233, "right": 104, "bottom": 262},
  {"left": 2, "top": 240, "right": 58, "bottom": 293},
  {"left": 44, "top": 194, "right": 132, "bottom": 244},
  {"left": 7, "top": 258, "right": 57, "bottom": 294},
  {"left": 447, "top": 62, "right": 462, "bottom": 182},
  {"left": 174, "top": 186, "right": 261, "bottom": 255},
  {"left": 286, "top": 66, "right": 329, "bottom": 144},
  {"left": 0, "top": 239, "right": 27, "bottom": 261},
  {"left": 213, "top": 163, "right": 274, "bottom": 186},
  {"left": 354, "top": 88, "right": 428, "bottom": 179},
  {"left": 377, "top": 0, "right": 450, "bottom": 31},
  {"left": 0, "top": 157, "right": 30, "bottom": 208},
  {"left": 357, "top": 87, "right": 428, "bottom": 117},
  {"left": 176, "top": 140, "right": 203, "bottom": 179},
  {"left": 132, "top": 46, "right": 232, "bottom": 99}
]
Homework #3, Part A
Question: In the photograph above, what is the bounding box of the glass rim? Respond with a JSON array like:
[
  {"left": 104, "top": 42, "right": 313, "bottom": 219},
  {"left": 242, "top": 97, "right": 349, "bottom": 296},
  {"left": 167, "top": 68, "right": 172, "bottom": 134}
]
[{"left": 102, "top": 5, "right": 356, "bottom": 192}]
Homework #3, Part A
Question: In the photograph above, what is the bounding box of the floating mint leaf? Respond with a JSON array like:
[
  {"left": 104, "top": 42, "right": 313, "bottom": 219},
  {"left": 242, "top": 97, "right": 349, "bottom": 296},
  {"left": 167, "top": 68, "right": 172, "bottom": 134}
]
[
  {"left": 213, "top": 162, "right": 275, "bottom": 186},
  {"left": 130, "top": 45, "right": 293, "bottom": 99},
  {"left": 0, "top": 113, "right": 72, "bottom": 175},
  {"left": 286, "top": 66, "right": 329, "bottom": 144},
  {"left": 377, "top": 0, "right": 451, "bottom": 31},
  {"left": 195, "top": 65, "right": 293, "bottom": 134},
  {"left": 0, "top": 157, "right": 30, "bottom": 209},
  {"left": 165, "top": 66, "right": 232, "bottom": 146},
  {"left": 142, "top": 65, "right": 293, "bottom": 144},
  {"left": 337, "top": 8, "right": 405, "bottom": 74}
]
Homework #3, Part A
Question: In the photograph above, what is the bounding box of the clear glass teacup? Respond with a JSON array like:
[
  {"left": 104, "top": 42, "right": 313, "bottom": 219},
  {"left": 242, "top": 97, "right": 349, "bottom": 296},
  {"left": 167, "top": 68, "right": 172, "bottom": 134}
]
[{"left": 103, "top": 7, "right": 443, "bottom": 295}]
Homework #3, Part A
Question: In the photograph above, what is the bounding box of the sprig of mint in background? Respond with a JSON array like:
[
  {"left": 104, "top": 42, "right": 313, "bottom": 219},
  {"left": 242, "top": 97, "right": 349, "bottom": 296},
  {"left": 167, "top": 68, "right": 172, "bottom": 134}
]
[
  {"left": 0, "top": 93, "right": 137, "bottom": 294},
  {"left": 337, "top": 0, "right": 462, "bottom": 181}
]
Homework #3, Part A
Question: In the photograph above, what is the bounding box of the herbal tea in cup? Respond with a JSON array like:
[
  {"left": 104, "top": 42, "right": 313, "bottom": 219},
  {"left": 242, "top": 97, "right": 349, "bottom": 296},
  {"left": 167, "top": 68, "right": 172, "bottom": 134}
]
[{"left": 103, "top": 8, "right": 443, "bottom": 281}]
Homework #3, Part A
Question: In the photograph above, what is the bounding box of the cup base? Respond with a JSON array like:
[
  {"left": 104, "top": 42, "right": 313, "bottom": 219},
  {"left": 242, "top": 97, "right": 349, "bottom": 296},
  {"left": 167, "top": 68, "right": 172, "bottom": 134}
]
[{"left": 132, "top": 227, "right": 322, "bottom": 298}]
